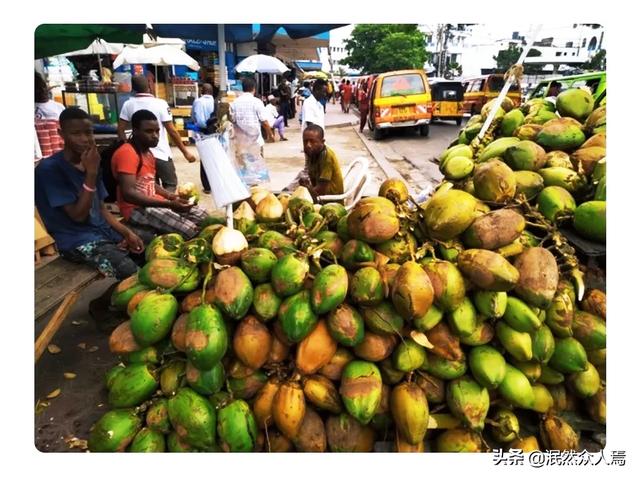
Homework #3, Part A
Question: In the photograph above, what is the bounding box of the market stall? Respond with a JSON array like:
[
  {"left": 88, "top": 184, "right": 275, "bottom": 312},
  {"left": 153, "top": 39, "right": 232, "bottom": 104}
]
[
  {"left": 112, "top": 45, "right": 201, "bottom": 142},
  {"left": 47, "top": 39, "right": 131, "bottom": 141},
  {"left": 34, "top": 26, "right": 606, "bottom": 455}
]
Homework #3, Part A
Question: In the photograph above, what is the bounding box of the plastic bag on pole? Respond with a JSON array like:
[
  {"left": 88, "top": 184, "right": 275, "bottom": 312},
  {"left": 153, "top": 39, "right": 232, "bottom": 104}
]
[
  {"left": 195, "top": 134, "right": 249, "bottom": 209},
  {"left": 232, "top": 125, "right": 270, "bottom": 186}
]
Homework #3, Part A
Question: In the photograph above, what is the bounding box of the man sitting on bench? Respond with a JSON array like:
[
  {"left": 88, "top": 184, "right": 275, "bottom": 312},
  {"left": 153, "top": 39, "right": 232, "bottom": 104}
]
[
  {"left": 112, "top": 109, "right": 209, "bottom": 241},
  {"left": 35, "top": 107, "right": 144, "bottom": 280}
]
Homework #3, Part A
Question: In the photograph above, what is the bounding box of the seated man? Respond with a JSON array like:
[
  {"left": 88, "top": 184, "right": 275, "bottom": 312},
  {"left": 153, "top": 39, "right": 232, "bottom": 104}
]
[
  {"left": 265, "top": 95, "right": 288, "bottom": 141},
  {"left": 35, "top": 107, "right": 144, "bottom": 280},
  {"left": 112, "top": 109, "right": 209, "bottom": 241},
  {"left": 287, "top": 124, "right": 344, "bottom": 201}
]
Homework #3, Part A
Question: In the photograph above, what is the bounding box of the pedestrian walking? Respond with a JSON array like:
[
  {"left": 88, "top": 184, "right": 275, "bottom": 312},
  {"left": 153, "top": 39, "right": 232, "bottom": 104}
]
[
  {"left": 301, "top": 79, "right": 328, "bottom": 131},
  {"left": 342, "top": 80, "right": 353, "bottom": 114},
  {"left": 358, "top": 82, "right": 370, "bottom": 133}
]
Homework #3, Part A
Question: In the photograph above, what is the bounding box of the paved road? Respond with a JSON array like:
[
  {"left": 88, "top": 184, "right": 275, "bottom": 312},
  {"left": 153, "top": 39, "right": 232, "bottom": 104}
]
[{"left": 360, "top": 118, "right": 466, "bottom": 194}]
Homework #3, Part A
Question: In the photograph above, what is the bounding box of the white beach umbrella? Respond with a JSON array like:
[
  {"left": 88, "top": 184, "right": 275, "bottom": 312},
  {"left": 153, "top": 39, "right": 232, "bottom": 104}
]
[
  {"left": 61, "top": 38, "right": 125, "bottom": 56},
  {"left": 235, "top": 54, "right": 289, "bottom": 74},
  {"left": 113, "top": 45, "right": 200, "bottom": 70}
]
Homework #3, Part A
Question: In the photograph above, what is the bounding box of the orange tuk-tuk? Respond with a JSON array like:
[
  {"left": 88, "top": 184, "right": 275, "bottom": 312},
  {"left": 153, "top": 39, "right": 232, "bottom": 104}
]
[{"left": 429, "top": 78, "right": 464, "bottom": 125}]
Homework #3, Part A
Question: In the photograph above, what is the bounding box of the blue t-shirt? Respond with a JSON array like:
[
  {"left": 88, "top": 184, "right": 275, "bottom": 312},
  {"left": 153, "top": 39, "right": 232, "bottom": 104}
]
[{"left": 35, "top": 151, "right": 122, "bottom": 252}]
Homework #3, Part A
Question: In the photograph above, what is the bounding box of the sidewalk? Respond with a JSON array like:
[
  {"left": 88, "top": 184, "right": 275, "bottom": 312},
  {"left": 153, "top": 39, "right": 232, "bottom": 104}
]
[{"left": 172, "top": 101, "right": 385, "bottom": 213}]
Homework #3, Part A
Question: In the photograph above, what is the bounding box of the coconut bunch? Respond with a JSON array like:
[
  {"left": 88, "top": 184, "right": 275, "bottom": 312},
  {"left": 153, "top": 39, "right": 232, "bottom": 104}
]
[
  {"left": 447, "top": 88, "right": 605, "bottom": 247},
  {"left": 89, "top": 169, "right": 604, "bottom": 453}
]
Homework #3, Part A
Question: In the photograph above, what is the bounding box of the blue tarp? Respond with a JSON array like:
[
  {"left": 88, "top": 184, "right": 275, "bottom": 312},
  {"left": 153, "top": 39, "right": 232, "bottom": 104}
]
[
  {"left": 152, "top": 24, "right": 344, "bottom": 43},
  {"left": 255, "top": 24, "right": 342, "bottom": 41},
  {"left": 152, "top": 24, "right": 254, "bottom": 43},
  {"left": 296, "top": 61, "right": 323, "bottom": 71},
  {"left": 184, "top": 39, "right": 218, "bottom": 51}
]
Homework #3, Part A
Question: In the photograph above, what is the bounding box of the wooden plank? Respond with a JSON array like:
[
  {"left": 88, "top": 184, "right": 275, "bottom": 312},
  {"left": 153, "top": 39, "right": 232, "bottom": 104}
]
[
  {"left": 35, "top": 259, "right": 101, "bottom": 319},
  {"left": 35, "top": 257, "right": 95, "bottom": 286},
  {"left": 35, "top": 291, "right": 79, "bottom": 362},
  {"left": 35, "top": 235, "right": 56, "bottom": 251}
]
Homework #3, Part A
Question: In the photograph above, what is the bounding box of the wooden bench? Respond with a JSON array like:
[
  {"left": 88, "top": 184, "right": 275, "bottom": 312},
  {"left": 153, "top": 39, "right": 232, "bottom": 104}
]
[{"left": 35, "top": 256, "right": 102, "bottom": 362}]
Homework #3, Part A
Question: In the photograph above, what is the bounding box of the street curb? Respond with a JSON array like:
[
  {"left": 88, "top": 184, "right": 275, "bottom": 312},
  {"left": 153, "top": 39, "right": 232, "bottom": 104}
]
[
  {"left": 352, "top": 126, "right": 422, "bottom": 197},
  {"left": 341, "top": 106, "right": 402, "bottom": 180},
  {"left": 326, "top": 121, "right": 359, "bottom": 129}
]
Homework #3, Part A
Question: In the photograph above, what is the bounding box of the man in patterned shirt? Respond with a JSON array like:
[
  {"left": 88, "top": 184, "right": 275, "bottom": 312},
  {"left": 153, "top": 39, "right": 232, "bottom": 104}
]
[{"left": 229, "top": 77, "right": 274, "bottom": 185}]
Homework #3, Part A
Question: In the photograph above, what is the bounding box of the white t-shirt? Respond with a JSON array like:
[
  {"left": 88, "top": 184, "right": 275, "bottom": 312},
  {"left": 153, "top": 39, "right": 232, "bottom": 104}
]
[
  {"left": 35, "top": 100, "right": 65, "bottom": 120},
  {"left": 120, "top": 94, "right": 173, "bottom": 161},
  {"left": 301, "top": 95, "right": 325, "bottom": 131},
  {"left": 265, "top": 103, "right": 280, "bottom": 127}
]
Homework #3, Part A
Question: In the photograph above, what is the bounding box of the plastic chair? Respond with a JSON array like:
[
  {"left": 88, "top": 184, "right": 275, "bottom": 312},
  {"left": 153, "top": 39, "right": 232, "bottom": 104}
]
[{"left": 317, "top": 156, "right": 370, "bottom": 210}]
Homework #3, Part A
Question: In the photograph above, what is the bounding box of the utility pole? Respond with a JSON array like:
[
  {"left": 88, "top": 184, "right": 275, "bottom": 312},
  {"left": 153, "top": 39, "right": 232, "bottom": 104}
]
[
  {"left": 328, "top": 45, "right": 334, "bottom": 74},
  {"left": 436, "top": 24, "right": 444, "bottom": 77},
  {"left": 441, "top": 24, "right": 451, "bottom": 78}
]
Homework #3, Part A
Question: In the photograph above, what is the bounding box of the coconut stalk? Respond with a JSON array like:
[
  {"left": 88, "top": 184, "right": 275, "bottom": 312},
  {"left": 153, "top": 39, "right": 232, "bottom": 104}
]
[{"left": 475, "top": 24, "right": 542, "bottom": 145}]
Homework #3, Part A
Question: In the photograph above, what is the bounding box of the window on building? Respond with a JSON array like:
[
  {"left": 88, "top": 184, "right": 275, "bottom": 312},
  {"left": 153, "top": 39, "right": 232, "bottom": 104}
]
[
  {"left": 556, "top": 52, "right": 562, "bottom": 56},
  {"left": 566, "top": 42, "right": 573, "bottom": 48},
  {"left": 582, "top": 39, "right": 587, "bottom": 47},
  {"left": 564, "top": 52, "right": 567, "bottom": 56}
]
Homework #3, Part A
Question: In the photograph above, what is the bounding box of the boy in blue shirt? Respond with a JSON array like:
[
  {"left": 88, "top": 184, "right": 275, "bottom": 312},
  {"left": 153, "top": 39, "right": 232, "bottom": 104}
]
[{"left": 35, "top": 107, "right": 144, "bottom": 280}]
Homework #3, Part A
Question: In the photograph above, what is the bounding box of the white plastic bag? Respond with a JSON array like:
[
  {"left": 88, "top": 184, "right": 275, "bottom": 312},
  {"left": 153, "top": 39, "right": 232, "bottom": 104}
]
[
  {"left": 195, "top": 134, "right": 249, "bottom": 209},
  {"left": 232, "top": 125, "right": 270, "bottom": 186}
]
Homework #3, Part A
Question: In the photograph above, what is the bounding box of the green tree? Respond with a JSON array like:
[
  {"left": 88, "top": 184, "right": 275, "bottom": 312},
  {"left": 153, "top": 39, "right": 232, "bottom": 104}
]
[
  {"left": 583, "top": 50, "right": 606, "bottom": 71},
  {"left": 493, "top": 44, "right": 523, "bottom": 72},
  {"left": 341, "top": 24, "right": 427, "bottom": 74}
]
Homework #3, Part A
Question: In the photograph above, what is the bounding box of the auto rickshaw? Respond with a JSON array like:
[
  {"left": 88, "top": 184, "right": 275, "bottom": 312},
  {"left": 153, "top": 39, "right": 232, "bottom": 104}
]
[{"left": 429, "top": 78, "right": 464, "bottom": 125}]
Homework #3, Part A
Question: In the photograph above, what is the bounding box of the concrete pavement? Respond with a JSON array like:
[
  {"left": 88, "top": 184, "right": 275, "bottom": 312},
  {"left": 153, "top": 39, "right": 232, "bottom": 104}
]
[{"left": 172, "top": 101, "right": 385, "bottom": 214}]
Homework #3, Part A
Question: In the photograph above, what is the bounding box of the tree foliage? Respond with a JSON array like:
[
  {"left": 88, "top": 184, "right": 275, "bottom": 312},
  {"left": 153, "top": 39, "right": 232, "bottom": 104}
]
[
  {"left": 341, "top": 24, "right": 427, "bottom": 74},
  {"left": 493, "top": 44, "right": 523, "bottom": 72},
  {"left": 583, "top": 50, "right": 606, "bottom": 71}
]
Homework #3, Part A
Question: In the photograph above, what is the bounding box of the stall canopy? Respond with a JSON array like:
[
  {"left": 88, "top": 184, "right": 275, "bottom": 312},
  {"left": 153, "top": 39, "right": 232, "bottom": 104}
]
[
  {"left": 36, "top": 24, "right": 346, "bottom": 58},
  {"left": 112, "top": 45, "right": 200, "bottom": 70},
  {"left": 35, "top": 24, "right": 146, "bottom": 59},
  {"left": 255, "top": 24, "right": 346, "bottom": 41},
  {"left": 151, "top": 24, "right": 254, "bottom": 43},
  {"left": 235, "top": 54, "right": 289, "bottom": 74},
  {"left": 150, "top": 24, "right": 346, "bottom": 43}
]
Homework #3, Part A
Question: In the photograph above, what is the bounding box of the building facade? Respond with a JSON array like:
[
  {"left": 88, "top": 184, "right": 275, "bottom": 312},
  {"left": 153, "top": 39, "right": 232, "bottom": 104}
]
[{"left": 420, "top": 23, "right": 605, "bottom": 80}]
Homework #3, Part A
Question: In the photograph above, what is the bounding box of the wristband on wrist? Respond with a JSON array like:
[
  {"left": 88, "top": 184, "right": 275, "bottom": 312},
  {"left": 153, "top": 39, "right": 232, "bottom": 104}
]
[{"left": 82, "top": 183, "right": 97, "bottom": 193}]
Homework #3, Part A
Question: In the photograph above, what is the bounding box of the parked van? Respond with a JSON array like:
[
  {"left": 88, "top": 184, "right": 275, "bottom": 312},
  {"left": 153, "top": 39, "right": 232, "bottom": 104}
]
[
  {"left": 462, "top": 74, "right": 522, "bottom": 115},
  {"left": 429, "top": 78, "right": 465, "bottom": 125},
  {"left": 368, "top": 69, "right": 432, "bottom": 139},
  {"left": 527, "top": 71, "right": 606, "bottom": 106}
]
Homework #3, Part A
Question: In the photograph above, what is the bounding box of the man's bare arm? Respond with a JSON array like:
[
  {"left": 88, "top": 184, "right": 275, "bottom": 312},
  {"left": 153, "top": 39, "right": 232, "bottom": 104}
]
[{"left": 117, "top": 119, "right": 129, "bottom": 142}]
